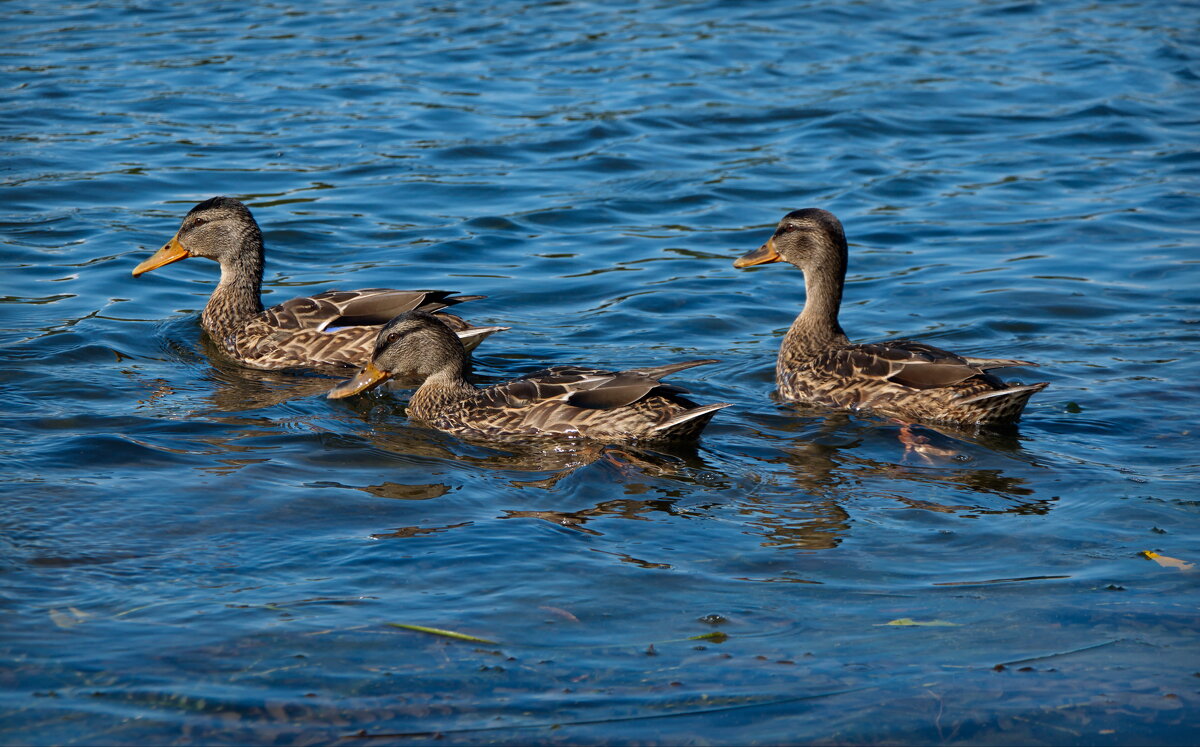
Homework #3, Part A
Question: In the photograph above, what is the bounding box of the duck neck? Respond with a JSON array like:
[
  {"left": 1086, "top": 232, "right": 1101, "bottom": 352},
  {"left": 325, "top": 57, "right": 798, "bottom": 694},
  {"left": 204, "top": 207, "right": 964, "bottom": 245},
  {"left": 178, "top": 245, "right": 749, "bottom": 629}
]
[
  {"left": 784, "top": 257, "right": 850, "bottom": 355},
  {"left": 407, "top": 366, "right": 476, "bottom": 421},
  {"left": 201, "top": 242, "right": 264, "bottom": 340}
]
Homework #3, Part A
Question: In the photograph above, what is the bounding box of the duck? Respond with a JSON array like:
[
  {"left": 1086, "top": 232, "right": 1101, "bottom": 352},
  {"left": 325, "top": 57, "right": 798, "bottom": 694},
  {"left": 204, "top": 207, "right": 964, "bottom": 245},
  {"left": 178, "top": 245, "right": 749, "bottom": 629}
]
[
  {"left": 132, "top": 196, "right": 506, "bottom": 371},
  {"left": 327, "top": 311, "right": 730, "bottom": 442},
  {"left": 734, "top": 208, "right": 1047, "bottom": 426}
]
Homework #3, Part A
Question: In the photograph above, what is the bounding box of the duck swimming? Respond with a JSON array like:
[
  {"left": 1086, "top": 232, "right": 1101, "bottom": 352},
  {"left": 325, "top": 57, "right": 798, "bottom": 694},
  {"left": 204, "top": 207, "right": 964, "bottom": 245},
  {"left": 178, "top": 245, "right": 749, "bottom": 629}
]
[
  {"left": 132, "top": 197, "right": 505, "bottom": 370},
  {"left": 734, "top": 208, "right": 1047, "bottom": 426},
  {"left": 328, "top": 311, "right": 730, "bottom": 442}
]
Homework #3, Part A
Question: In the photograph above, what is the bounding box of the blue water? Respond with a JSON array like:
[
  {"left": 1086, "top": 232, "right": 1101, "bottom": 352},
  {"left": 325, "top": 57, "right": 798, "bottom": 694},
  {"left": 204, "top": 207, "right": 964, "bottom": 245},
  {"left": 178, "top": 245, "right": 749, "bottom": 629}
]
[{"left": 3, "top": 1, "right": 1199, "bottom": 743}]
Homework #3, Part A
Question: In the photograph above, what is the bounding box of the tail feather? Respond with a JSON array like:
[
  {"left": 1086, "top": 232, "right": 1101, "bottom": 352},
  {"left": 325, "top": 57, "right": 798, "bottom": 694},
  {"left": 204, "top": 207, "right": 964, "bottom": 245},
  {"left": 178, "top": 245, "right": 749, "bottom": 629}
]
[
  {"left": 651, "top": 402, "right": 731, "bottom": 438},
  {"left": 960, "top": 356, "right": 1038, "bottom": 370},
  {"left": 456, "top": 325, "right": 510, "bottom": 353},
  {"left": 954, "top": 382, "right": 1048, "bottom": 424},
  {"left": 444, "top": 294, "right": 487, "bottom": 305},
  {"left": 630, "top": 359, "right": 719, "bottom": 381},
  {"left": 955, "top": 382, "right": 1048, "bottom": 406}
]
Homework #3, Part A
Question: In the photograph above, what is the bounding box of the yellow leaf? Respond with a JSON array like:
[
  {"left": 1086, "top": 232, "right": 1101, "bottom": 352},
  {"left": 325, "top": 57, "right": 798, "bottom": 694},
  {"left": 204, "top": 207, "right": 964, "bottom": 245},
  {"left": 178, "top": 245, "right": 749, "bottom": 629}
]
[
  {"left": 48, "top": 608, "right": 88, "bottom": 629},
  {"left": 876, "top": 618, "right": 959, "bottom": 627},
  {"left": 386, "top": 623, "right": 498, "bottom": 644},
  {"left": 1139, "top": 551, "right": 1194, "bottom": 571}
]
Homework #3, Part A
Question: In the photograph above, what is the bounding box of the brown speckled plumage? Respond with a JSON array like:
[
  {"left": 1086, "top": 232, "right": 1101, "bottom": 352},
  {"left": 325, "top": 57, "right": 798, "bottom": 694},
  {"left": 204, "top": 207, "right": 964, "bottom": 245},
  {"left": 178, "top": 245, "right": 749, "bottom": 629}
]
[
  {"left": 133, "top": 197, "right": 505, "bottom": 371},
  {"left": 328, "top": 311, "right": 730, "bottom": 442},
  {"left": 734, "top": 208, "right": 1047, "bottom": 426}
]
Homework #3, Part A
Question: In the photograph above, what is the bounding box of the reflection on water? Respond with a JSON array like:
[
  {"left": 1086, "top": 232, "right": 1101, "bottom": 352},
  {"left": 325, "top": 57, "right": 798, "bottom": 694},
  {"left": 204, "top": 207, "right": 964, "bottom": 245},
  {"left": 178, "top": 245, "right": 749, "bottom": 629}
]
[
  {"left": 502, "top": 482, "right": 701, "bottom": 537},
  {"left": 725, "top": 410, "right": 1056, "bottom": 550},
  {"left": 741, "top": 492, "right": 852, "bottom": 551},
  {"left": 370, "top": 520, "right": 471, "bottom": 540},
  {"left": 142, "top": 344, "right": 1060, "bottom": 556},
  {"left": 311, "top": 479, "right": 451, "bottom": 501},
  {"left": 202, "top": 359, "right": 341, "bottom": 412}
]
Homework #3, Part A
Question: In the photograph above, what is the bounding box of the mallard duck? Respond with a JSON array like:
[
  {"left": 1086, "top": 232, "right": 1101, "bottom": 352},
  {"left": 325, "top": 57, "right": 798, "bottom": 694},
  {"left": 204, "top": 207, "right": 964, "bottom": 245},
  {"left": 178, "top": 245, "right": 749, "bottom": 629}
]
[
  {"left": 132, "top": 196, "right": 506, "bottom": 370},
  {"left": 328, "top": 311, "right": 730, "bottom": 442},
  {"left": 734, "top": 208, "right": 1047, "bottom": 426}
]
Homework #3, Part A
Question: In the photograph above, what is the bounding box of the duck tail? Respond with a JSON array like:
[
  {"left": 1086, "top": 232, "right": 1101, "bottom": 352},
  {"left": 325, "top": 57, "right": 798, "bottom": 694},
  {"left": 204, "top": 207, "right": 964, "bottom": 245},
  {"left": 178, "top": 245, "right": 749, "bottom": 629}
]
[
  {"left": 955, "top": 382, "right": 1049, "bottom": 424},
  {"left": 960, "top": 356, "right": 1038, "bottom": 370},
  {"left": 630, "top": 359, "right": 720, "bottom": 381},
  {"left": 443, "top": 294, "right": 487, "bottom": 305},
  {"left": 455, "top": 325, "right": 510, "bottom": 353},
  {"left": 651, "top": 402, "right": 731, "bottom": 439}
]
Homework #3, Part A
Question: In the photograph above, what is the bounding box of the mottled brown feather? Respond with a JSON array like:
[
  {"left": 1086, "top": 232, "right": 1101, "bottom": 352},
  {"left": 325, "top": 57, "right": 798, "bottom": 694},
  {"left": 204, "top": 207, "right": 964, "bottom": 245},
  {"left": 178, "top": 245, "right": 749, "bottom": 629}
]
[
  {"left": 334, "top": 312, "right": 729, "bottom": 442},
  {"left": 135, "top": 197, "right": 504, "bottom": 371},
  {"left": 736, "top": 208, "right": 1047, "bottom": 426}
]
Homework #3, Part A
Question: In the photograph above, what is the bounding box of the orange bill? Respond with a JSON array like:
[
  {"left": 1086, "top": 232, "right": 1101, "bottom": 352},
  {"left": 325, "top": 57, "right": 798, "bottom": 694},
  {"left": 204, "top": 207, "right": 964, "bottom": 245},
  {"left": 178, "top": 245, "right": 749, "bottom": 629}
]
[
  {"left": 132, "top": 236, "right": 190, "bottom": 277},
  {"left": 733, "top": 237, "right": 782, "bottom": 268},
  {"left": 327, "top": 361, "right": 393, "bottom": 399}
]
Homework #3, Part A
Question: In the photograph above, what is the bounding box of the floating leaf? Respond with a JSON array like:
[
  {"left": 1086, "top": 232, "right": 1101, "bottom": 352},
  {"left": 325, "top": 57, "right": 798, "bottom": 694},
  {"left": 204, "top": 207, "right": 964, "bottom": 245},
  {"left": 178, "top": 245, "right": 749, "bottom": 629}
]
[
  {"left": 48, "top": 609, "right": 73, "bottom": 629},
  {"left": 538, "top": 605, "right": 579, "bottom": 622},
  {"left": 876, "top": 618, "right": 959, "bottom": 627},
  {"left": 48, "top": 607, "right": 89, "bottom": 629},
  {"left": 688, "top": 631, "right": 728, "bottom": 643},
  {"left": 386, "top": 623, "right": 498, "bottom": 644},
  {"left": 1140, "top": 551, "right": 1194, "bottom": 571}
]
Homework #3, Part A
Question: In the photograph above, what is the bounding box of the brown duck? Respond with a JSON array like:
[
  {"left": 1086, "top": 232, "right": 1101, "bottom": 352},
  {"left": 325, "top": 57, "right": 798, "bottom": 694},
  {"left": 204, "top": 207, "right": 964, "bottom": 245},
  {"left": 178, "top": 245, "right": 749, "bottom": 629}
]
[
  {"left": 132, "top": 197, "right": 505, "bottom": 370},
  {"left": 734, "top": 208, "right": 1047, "bottom": 426},
  {"left": 328, "top": 311, "right": 730, "bottom": 442}
]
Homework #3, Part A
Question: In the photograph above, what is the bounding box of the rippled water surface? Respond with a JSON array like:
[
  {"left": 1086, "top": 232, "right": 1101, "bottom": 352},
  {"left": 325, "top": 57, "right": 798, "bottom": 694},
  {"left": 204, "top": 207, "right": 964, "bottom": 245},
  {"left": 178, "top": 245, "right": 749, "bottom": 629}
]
[{"left": 3, "top": 1, "right": 1199, "bottom": 744}]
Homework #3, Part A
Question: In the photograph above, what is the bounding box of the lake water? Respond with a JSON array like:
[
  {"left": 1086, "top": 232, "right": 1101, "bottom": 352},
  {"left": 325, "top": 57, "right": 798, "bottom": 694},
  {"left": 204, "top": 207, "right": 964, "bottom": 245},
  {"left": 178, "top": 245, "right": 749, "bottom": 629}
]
[{"left": 2, "top": 1, "right": 1198, "bottom": 744}]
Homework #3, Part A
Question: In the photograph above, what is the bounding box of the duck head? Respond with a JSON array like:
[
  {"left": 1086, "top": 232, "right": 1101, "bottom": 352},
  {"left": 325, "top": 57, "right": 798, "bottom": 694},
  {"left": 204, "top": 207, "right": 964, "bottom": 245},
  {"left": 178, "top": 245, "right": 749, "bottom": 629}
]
[
  {"left": 133, "top": 196, "right": 262, "bottom": 277},
  {"left": 327, "top": 311, "right": 468, "bottom": 398},
  {"left": 734, "top": 208, "right": 847, "bottom": 272}
]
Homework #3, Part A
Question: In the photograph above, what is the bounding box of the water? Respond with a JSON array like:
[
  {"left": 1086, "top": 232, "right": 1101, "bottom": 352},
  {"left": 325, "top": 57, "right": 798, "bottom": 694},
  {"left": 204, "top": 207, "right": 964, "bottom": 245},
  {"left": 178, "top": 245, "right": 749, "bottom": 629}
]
[{"left": 2, "top": 0, "right": 1199, "bottom": 743}]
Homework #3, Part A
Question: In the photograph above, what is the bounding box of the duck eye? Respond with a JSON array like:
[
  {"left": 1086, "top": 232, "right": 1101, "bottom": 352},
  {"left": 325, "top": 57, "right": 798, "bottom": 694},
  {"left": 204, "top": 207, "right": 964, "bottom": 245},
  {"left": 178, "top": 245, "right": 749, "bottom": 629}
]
[
  {"left": 387, "top": 332, "right": 400, "bottom": 345},
  {"left": 191, "top": 218, "right": 207, "bottom": 229}
]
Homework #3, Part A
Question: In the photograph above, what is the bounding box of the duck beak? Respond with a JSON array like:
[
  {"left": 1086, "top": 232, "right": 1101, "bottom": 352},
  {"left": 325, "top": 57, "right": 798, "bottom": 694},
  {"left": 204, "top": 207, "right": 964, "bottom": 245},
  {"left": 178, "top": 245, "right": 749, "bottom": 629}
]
[
  {"left": 733, "top": 237, "right": 782, "bottom": 268},
  {"left": 133, "top": 235, "right": 190, "bottom": 277},
  {"left": 328, "top": 361, "right": 393, "bottom": 399}
]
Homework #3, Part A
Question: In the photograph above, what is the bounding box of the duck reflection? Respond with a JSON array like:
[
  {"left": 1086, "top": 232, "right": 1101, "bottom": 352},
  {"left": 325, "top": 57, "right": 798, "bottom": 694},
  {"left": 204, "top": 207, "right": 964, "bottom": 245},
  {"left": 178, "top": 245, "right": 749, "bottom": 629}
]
[
  {"left": 370, "top": 521, "right": 471, "bottom": 540},
  {"left": 733, "top": 404, "right": 1057, "bottom": 550},
  {"left": 198, "top": 335, "right": 354, "bottom": 411},
  {"left": 503, "top": 494, "right": 687, "bottom": 537},
  {"left": 357, "top": 482, "right": 451, "bottom": 501},
  {"left": 496, "top": 446, "right": 726, "bottom": 535},
  {"left": 143, "top": 339, "right": 1057, "bottom": 556}
]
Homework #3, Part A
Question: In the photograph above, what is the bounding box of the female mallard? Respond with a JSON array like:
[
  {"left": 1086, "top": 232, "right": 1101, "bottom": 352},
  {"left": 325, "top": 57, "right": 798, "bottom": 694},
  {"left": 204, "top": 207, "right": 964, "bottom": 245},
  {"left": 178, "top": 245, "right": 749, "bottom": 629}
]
[
  {"left": 734, "top": 209, "right": 1047, "bottom": 426},
  {"left": 328, "top": 311, "right": 730, "bottom": 442},
  {"left": 132, "top": 196, "right": 505, "bottom": 371}
]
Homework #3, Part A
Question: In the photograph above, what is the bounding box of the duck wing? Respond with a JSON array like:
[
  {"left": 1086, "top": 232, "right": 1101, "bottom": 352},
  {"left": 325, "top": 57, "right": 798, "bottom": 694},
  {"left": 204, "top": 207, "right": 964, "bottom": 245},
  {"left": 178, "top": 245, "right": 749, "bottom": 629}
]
[
  {"left": 263, "top": 289, "right": 483, "bottom": 332},
  {"left": 828, "top": 340, "right": 995, "bottom": 390},
  {"left": 485, "top": 360, "right": 718, "bottom": 411},
  {"left": 957, "top": 355, "right": 1038, "bottom": 370},
  {"left": 563, "top": 359, "right": 719, "bottom": 409}
]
